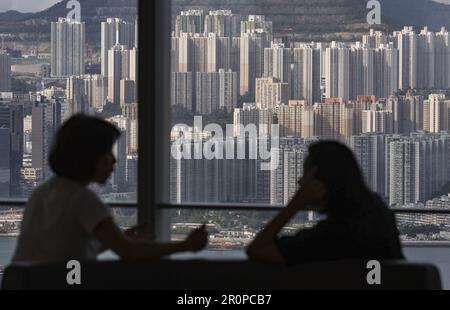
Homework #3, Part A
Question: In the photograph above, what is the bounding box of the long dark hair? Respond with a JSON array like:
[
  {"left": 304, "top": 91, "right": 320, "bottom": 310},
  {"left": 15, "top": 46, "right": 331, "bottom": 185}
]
[
  {"left": 306, "top": 141, "right": 375, "bottom": 217},
  {"left": 49, "top": 114, "right": 121, "bottom": 183}
]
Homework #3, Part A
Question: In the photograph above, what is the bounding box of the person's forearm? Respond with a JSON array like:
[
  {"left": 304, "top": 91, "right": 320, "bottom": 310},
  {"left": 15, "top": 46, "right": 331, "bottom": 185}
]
[{"left": 248, "top": 198, "right": 306, "bottom": 252}]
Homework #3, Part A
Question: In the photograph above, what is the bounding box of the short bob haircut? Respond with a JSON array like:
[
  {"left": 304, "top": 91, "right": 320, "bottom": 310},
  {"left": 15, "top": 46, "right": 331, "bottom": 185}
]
[{"left": 49, "top": 114, "right": 121, "bottom": 182}]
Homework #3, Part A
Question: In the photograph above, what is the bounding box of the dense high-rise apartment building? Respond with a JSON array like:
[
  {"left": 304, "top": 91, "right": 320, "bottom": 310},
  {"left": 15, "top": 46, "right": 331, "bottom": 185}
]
[
  {"left": 107, "top": 116, "right": 129, "bottom": 192},
  {"left": 206, "top": 34, "right": 231, "bottom": 72},
  {"left": 0, "top": 98, "right": 23, "bottom": 197},
  {"left": 51, "top": 18, "right": 85, "bottom": 77},
  {"left": 362, "top": 105, "right": 393, "bottom": 134},
  {"left": 204, "top": 10, "right": 239, "bottom": 38},
  {"left": 426, "top": 93, "right": 450, "bottom": 133},
  {"left": 217, "top": 69, "right": 238, "bottom": 112},
  {"left": 325, "top": 41, "right": 398, "bottom": 100},
  {"left": 170, "top": 138, "right": 266, "bottom": 204},
  {"left": 0, "top": 52, "right": 11, "bottom": 92},
  {"left": 120, "top": 79, "right": 136, "bottom": 106},
  {"left": 325, "top": 42, "right": 350, "bottom": 100},
  {"left": 351, "top": 133, "right": 386, "bottom": 197},
  {"left": 67, "top": 75, "right": 107, "bottom": 114},
  {"left": 107, "top": 45, "right": 137, "bottom": 106},
  {"left": 301, "top": 105, "right": 316, "bottom": 138},
  {"left": 264, "top": 43, "right": 292, "bottom": 97},
  {"left": 275, "top": 101, "right": 312, "bottom": 138},
  {"left": 363, "top": 29, "right": 388, "bottom": 48},
  {"left": 396, "top": 26, "right": 417, "bottom": 90},
  {"left": 374, "top": 43, "right": 398, "bottom": 98},
  {"left": 231, "top": 37, "right": 241, "bottom": 83},
  {"left": 270, "top": 145, "right": 308, "bottom": 205},
  {"left": 175, "top": 33, "right": 232, "bottom": 72},
  {"left": 276, "top": 103, "right": 301, "bottom": 138},
  {"left": 0, "top": 128, "right": 11, "bottom": 197},
  {"left": 255, "top": 77, "right": 289, "bottom": 109},
  {"left": 353, "top": 96, "right": 377, "bottom": 135},
  {"left": 314, "top": 98, "right": 354, "bottom": 142},
  {"left": 388, "top": 133, "right": 450, "bottom": 206},
  {"left": 349, "top": 42, "right": 372, "bottom": 100},
  {"left": 85, "top": 75, "right": 108, "bottom": 110},
  {"left": 101, "top": 18, "right": 136, "bottom": 77},
  {"left": 387, "top": 93, "right": 424, "bottom": 134},
  {"left": 233, "top": 103, "right": 260, "bottom": 136},
  {"left": 233, "top": 103, "right": 277, "bottom": 137},
  {"left": 241, "top": 15, "right": 273, "bottom": 40},
  {"left": 123, "top": 103, "right": 138, "bottom": 155},
  {"left": 240, "top": 32, "right": 269, "bottom": 98},
  {"left": 292, "top": 45, "right": 321, "bottom": 104},
  {"left": 417, "top": 27, "right": 436, "bottom": 89},
  {"left": 196, "top": 69, "right": 237, "bottom": 114},
  {"left": 66, "top": 76, "right": 88, "bottom": 114},
  {"left": 171, "top": 72, "right": 193, "bottom": 110},
  {"left": 394, "top": 26, "right": 450, "bottom": 91},
  {"left": 174, "top": 10, "right": 205, "bottom": 37},
  {"left": 435, "top": 27, "right": 450, "bottom": 89},
  {"left": 32, "top": 96, "right": 63, "bottom": 180},
  {"left": 270, "top": 138, "right": 318, "bottom": 207}
]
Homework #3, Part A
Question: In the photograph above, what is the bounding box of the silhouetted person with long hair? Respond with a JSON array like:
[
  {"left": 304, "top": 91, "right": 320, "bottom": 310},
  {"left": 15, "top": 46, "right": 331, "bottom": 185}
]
[
  {"left": 13, "top": 114, "right": 207, "bottom": 264},
  {"left": 247, "top": 141, "right": 404, "bottom": 265}
]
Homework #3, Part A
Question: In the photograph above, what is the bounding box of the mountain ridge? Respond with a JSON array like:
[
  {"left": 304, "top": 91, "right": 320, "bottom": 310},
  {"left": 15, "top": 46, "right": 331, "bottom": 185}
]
[{"left": 1, "top": 0, "right": 450, "bottom": 53}]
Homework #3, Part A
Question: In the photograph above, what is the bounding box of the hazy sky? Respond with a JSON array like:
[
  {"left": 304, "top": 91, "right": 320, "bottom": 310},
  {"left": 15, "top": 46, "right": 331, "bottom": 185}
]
[
  {"left": 1, "top": 0, "right": 450, "bottom": 13},
  {"left": 0, "top": 0, "right": 61, "bottom": 13}
]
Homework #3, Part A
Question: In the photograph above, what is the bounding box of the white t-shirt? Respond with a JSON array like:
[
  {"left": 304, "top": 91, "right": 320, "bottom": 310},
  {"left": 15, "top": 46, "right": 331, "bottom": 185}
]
[{"left": 13, "top": 177, "right": 111, "bottom": 264}]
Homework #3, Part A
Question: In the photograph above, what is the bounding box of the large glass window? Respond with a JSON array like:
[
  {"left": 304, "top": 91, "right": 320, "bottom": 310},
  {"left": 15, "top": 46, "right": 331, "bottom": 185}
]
[
  {"left": 168, "top": 0, "right": 450, "bottom": 249},
  {"left": 0, "top": 0, "right": 138, "bottom": 267}
]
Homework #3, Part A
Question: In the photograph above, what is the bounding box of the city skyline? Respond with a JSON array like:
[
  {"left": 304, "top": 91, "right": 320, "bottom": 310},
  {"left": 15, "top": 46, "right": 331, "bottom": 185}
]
[
  {"left": 1, "top": 4, "right": 450, "bottom": 283},
  {"left": 0, "top": 3, "right": 450, "bottom": 251}
]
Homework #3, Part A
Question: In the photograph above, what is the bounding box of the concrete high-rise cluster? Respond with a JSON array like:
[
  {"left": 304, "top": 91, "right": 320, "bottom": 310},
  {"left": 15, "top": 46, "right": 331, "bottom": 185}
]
[
  {"left": 292, "top": 45, "right": 321, "bottom": 104},
  {"left": 362, "top": 105, "right": 393, "bottom": 134},
  {"left": 171, "top": 10, "right": 273, "bottom": 110},
  {"left": 170, "top": 138, "right": 269, "bottom": 204},
  {"left": 233, "top": 103, "right": 276, "bottom": 137},
  {"left": 270, "top": 142, "right": 309, "bottom": 205},
  {"left": 171, "top": 72, "right": 193, "bottom": 110},
  {"left": 363, "top": 29, "right": 389, "bottom": 48},
  {"left": 425, "top": 93, "right": 450, "bottom": 133},
  {"left": 396, "top": 26, "right": 450, "bottom": 90},
  {"left": 107, "top": 44, "right": 137, "bottom": 106},
  {"left": 31, "top": 95, "right": 63, "bottom": 181},
  {"left": 387, "top": 132, "right": 450, "bottom": 206},
  {"left": 351, "top": 134, "right": 386, "bottom": 196},
  {"left": 264, "top": 43, "right": 292, "bottom": 96},
  {"left": 351, "top": 132, "right": 450, "bottom": 206},
  {"left": 232, "top": 92, "right": 450, "bottom": 144},
  {"left": 0, "top": 52, "right": 11, "bottom": 92},
  {"left": 255, "top": 77, "right": 289, "bottom": 109},
  {"left": 101, "top": 18, "right": 136, "bottom": 77},
  {"left": 51, "top": 18, "right": 85, "bottom": 77},
  {"left": 204, "top": 10, "right": 240, "bottom": 38},
  {"left": 174, "top": 10, "right": 204, "bottom": 36},
  {"left": 324, "top": 41, "right": 398, "bottom": 101},
  {"left": 0, "top": 95, "right": 23, "bottom": 197},
  {"left": 196, "top": 69, "right": 237, "bottom": 114},
  {"left": 67, "top": 75, "right": 107, "bottom": 114},
  {"left": 2, "top": 11, "right": 140, "bottom": 199}
]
